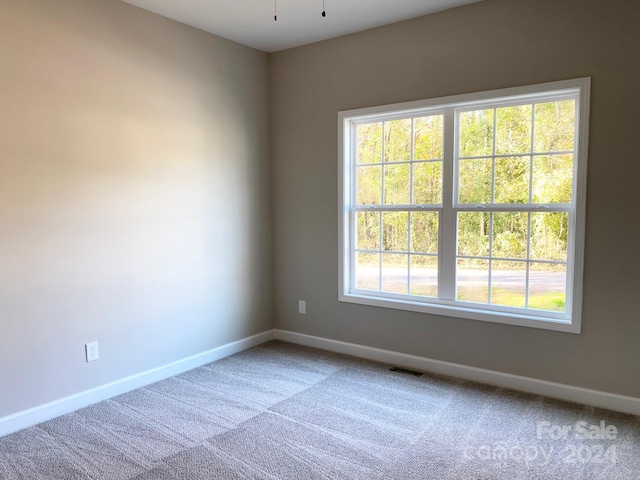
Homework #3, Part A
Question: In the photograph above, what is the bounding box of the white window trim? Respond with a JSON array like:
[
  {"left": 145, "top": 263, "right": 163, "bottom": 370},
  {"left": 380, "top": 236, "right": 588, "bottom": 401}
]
[{"left": 338, "top": 78, "right": 590, "bottom": 334}]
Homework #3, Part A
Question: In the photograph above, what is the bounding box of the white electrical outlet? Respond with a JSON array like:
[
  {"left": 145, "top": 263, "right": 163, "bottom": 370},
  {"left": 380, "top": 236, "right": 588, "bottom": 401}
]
[
  {"left": 298, "top": 300, "right": 306, "bottom": 315},
  {"left": 85, "top": 341, "right": 99, "bottom": 362}
]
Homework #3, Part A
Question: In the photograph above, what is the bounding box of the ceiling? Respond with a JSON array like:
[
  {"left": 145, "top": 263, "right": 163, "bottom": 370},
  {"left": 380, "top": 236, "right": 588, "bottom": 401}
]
[{"left": 122, "top": 0, "right": 482, "bottom": 53}]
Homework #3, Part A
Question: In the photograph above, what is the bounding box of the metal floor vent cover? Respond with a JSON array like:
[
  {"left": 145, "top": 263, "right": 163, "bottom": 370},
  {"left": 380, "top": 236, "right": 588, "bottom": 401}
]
[{"left": 389, "top": 366, "right": 423, "bottom": 377}]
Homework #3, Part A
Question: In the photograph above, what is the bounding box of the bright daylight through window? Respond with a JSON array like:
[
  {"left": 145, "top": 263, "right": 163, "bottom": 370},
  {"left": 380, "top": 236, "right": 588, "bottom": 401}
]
[{"left": 339, "top": 78, "right": 590, "bottom": 333}]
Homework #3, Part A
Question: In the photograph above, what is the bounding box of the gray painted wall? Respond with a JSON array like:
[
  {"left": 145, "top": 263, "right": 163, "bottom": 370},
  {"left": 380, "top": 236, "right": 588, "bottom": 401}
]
[
  {"left": 270, "top": 0, "right": 640, "bottom": 397},
  {"left": 1, "top": 0, "right": 638, "bottom": 421},
  {"left": 0, "top": 0, "right": 271, "bottom": 417}
]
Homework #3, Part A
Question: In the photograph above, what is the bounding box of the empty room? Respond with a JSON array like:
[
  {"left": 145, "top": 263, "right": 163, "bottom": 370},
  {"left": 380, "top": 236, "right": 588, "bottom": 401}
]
[{"left": 1, "top": 0, "right": 638, "bottom": 478}]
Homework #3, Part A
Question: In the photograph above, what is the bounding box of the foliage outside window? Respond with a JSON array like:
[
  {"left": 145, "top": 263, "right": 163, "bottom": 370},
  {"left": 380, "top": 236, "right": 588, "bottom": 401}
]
[{"left": 339, "top": 79, "right": 590, "bottom": 333}]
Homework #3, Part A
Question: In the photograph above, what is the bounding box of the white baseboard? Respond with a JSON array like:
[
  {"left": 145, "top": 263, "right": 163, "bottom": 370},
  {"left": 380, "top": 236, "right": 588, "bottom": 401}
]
[
  {"left": 4, "top": 327, "right": 636, "bottom": 438},
  {"left": 274, "top": 329, "right": 640, "bottom": 417},
  {"left": 0, "top": 330, "right": 275, "bottom": 437}
]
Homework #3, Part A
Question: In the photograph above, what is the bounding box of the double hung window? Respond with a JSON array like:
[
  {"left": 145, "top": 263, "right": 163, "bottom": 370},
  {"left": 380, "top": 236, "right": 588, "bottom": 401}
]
[{"left": 338, "top": 78, "right": 590, "bottom": 332}]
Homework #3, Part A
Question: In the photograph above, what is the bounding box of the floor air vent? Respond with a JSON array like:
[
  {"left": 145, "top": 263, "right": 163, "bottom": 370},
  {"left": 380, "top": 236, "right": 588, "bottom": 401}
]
[{"left": 389, "top": 366, "right": 423, "bottom": 377}]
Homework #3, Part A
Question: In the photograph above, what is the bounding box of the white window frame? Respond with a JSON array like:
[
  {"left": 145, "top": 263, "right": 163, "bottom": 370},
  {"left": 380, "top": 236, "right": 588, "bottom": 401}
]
[{"left": 338, "top": 78, "right": 590, "bottom": 333}]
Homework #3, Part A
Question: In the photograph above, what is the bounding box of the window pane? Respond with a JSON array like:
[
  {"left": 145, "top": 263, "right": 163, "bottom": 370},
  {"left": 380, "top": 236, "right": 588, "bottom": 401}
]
[
  {"left": 356, "top": 211, "right": 380, "bottom": 250},
  {"left": 383, "top": 164, "right": 410, "bottom": 204},
  {"left": 413, "top": 161, "right": 442, "bottom": 204},
  {"left": 382, "top": 212, "right": 409, "bottom": 252},
  {"left": 458, "top": 158, "right": 492, "bottom": 204},
  {"left": 529, "top": 262, "right": 567, "bottom": 312},
  {"left": 534, "top": 100, "right": 575, "bottom": 153},
  {"left": 530, "top": 212, "right": 568, "bottom": 261},
  {"left": 382, "top": 253, "right": 408, "bottom": 294},
  {"left": 532, "top": 155, "right": 573, "bottom": 204},
  {"left": 414, "top": 115, "right": 443, "bottom": 160},
  {"left": 355, "top": 252, "right": 379, "bottom": 291},
  {"left": 491, "top": 260, "right": 526, "bottom": 307},
  {"left": 384, "top": 119, "right": 411, "bottom": 162},
  {"left": 344, "top": 80, "right": 586, "bottom": 329},
  {"left": 459, "top": 109, "right": 494, "bottom": 157},
  {"left": 356, "top": 122, "right": 383, "bottom": 164},
  {"left": 411, "top": 211, "right": 439, "bottom": 254},
  {"left": 457, "top": 212, "right": 490, "bottom": 257},
  {"left": 457, "top": 258, "right": 489, "bottom": 303},
  {"left": 492, "top": 212, "right": 528, "bottom": 259},
  {"left": 356, "top": 165, "right": 381, "bottom": 205},
  {"left": 495, "top": 105, "right": 532, "bottom": 155},
  {"left": 494, "top": 156, "right": 530, "bottom": 204},
  {"left": 410, "top": 255, "right": 438, "bottom": 297}
]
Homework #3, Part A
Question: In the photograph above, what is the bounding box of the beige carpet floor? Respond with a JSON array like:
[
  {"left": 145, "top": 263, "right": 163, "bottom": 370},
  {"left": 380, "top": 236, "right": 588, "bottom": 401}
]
[{"left": 0, "top": 341, "right": 638, "bottom": 479}]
